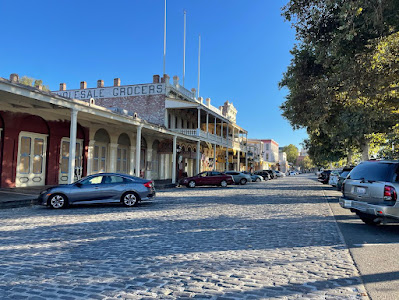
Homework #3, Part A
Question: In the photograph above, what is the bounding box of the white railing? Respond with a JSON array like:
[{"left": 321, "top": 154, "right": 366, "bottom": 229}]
[
  {"left": 168, "top": 84, "right": 195, "bottom": 100},
  {"left": 170, "top": 128, "right": 247, "bottom": 150},
  {"left": 171, "top": 128, "right": 198, "bottom": 136}
]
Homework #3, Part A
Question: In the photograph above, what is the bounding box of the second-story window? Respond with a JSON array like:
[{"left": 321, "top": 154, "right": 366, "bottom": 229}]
[
  {"left": 168, "top": 114, "right": 171, "bottom": 128},
  {"left": 175, "top": 116, "right": 178, "bottom": 128}
]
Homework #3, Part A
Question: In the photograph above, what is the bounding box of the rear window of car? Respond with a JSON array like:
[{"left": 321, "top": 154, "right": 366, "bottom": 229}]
[
  {"left": 348, "top": 162, "right": 396, "bottom": 182},
  {"left": 340, "top": 171, "right": 350, "bottom": 178}
]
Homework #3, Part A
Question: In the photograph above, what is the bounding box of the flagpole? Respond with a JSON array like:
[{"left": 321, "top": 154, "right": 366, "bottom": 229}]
[
  {"left": 183, "top": 10, "right": 186, "bottom": 87},
  {"left": 197, "top": 34, "right": 201, "bottom": 98},
  {"left": 163, "top": 0, "right": 167, "bottom": 76}
]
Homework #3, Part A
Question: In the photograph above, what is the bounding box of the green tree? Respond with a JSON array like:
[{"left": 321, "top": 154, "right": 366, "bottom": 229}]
[
  {"left": 282, "top": 144, "right": 299, "bottom": 164},
  {"left": 19, "top": 76, "right": 50, "bottom": 91},
  {"left": 280, "top": 0, "right": 399, "bottom": 163},
  {"left": 298, "top": 156, "right": 314, "bottom": 171}
]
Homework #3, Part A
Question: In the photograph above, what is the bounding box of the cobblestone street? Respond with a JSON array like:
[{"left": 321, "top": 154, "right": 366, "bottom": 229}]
[{"left": 0, "top": 175, "right": 367, "bottom": 299}]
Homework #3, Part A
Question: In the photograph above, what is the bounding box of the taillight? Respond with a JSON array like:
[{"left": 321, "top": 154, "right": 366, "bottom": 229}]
[
  {"left": 384, "top": 185, "right": 397, "bottom": 201},
  {"left": 144, "top": 181, "right": 153, "bottom": 188}
]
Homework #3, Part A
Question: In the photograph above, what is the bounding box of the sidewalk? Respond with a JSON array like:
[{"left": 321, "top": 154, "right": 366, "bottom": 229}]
[{"left": 0, "top": 186, "right": 48, "bottom": 209}]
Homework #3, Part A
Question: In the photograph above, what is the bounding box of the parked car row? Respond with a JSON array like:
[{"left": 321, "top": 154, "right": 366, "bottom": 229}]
[
  {"left": 316, "top": 160, "right": 399, "bottom": 226},
  {"left": 38, "top": 168, "right": 284, "bottom": 209}
]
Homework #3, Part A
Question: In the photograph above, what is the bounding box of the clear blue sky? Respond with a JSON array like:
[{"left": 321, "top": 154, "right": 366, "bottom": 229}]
[{"left": 0, "top": 0, "right": 307, "bottom": 149}]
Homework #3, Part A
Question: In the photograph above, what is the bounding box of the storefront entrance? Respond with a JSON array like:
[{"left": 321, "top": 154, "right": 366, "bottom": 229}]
[
  {"left": 59, "top": 138, "right": 83, "bottom": 184},
  {"left": 16, "top": 132, "right": 47, "bottom": 187}
]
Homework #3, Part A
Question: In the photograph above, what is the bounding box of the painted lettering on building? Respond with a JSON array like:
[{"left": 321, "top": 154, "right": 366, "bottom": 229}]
[{"left": 53, "top": 83, "right": 165, "bottom": 100}]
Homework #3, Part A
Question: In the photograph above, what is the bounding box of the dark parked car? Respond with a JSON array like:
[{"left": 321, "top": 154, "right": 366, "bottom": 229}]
[
  {"left": 38, "top": 173, "right": 155, "bottom": 209},
  {"left": 318, "top": 170, "right": 331, "bottom": 184},
  {"left": 266, "top": 170, "right": 277, "bottom": 179},
  {"left": 336, "top": 166, "right": 354, "bottom": 191},
  {"left": 254, "top": 170, "right": 271, "bottom": 180},
  {"left": 340, "top": 161, "right": 399, "bottom": 225},
  {"left": 179, "top": 171, "right": 234, "bottom": 188}
]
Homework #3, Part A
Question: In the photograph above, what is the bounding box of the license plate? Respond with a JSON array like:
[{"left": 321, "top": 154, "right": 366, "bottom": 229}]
[{"left": 356, "top": 187, "right": 366, "bottom": 194}]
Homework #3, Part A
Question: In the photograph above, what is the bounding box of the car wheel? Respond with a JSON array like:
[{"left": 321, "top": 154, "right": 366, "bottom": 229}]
[
  {"left": 49, "top": 194, "right": 68, "bottom": 209},
  {"left": 188, "top": 180, "right": 196, "bottom": 188},
  {"left": 357, "top": 212, "right": 381, "bottom": 225},
  {"left": 256, "top": 178, "right": 261, "bottom": 182},
  {"left": 220, "top": 180, "right": 228, "bottom": 187},
  {"left": 122, "top": 192, "right": 140, "bottom": 207},
  {"left": 240, "top": 178, "right": 247, "bottom": 185}
]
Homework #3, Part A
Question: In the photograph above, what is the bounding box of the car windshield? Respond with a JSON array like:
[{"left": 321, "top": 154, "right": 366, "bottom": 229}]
[{"left": 348, "top": 162, "right": 395, "bottom": 182}]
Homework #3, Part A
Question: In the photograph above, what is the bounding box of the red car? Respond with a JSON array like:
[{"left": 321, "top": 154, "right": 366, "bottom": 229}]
[{"left": 179, "top": 171, "right": 234, "bottom": 188}]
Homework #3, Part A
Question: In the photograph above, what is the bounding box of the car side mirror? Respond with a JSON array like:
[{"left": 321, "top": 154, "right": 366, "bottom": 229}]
[{"left": 75, "top": 182, "right": 82, "bottom": 188}]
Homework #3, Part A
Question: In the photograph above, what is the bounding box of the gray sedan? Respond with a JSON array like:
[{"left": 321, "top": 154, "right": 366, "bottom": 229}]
[
  {"left": 37, "top": 173, "right": 156, "bottom": 209},
  {"left": 224, "top": 171, "right": 252, "bottom": 185}
]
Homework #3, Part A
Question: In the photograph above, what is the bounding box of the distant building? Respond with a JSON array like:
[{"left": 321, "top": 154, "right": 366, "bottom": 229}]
[
  {"left": 248, "top": 139, "right": 279, "bottom": 170},
  {"left": 247, "top": 139, "right": 268, "bottom": 171},
  {"left": 279, "top": 152, "right": 288, "bottom": 173}
]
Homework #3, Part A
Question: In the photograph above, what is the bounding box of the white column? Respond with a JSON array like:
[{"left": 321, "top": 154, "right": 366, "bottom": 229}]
[
  {"left": 237, "top": 150, "right": 240, "bottom": 172},
  {"left": 109, "top": 143, "right": 118, "bottom": 172},
  {"left": 172, "top": 136, "right": 177, "bottom": 184},
  {"left": 129, "top": 146, "right": 135, "bottom": 175},
  {"left": 135, "top": 126, "right": 142, "bottom": 177},
  {"left": 87, "top": 140, "right": 95, "bottom": 175},
  {"left": 213, "top": 144, "right": 216, "bottom": 171},
  {"left": 206, "top": 113, "right": 209, "bottom": 137},
  {"left": 225, "top": 147, "right": 228, "bottom": 171},
  {"left": 68, "top": 109, "right": 78, "bottom": 184},
  {"left": 196, "top": 140, "right": 201, "bottom": 174}
]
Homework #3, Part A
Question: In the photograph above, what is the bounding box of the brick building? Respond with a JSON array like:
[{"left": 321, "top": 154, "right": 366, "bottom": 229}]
[{"left": 0, "top": 73, "right": 248, "bottom": 188}]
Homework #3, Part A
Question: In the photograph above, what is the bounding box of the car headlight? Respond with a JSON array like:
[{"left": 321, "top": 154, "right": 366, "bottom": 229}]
[{"left": 40, "top": 189, "right": 49, "bottom": 195}]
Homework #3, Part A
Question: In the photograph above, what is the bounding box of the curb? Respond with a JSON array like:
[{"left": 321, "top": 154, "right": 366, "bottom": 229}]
[{"left": 321, "top": 187, "right": 370, "bottom": 299}]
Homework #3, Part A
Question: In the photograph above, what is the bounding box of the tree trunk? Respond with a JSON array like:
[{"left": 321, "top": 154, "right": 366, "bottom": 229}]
[
  {"left": 361, "top": 140, "right": 370, "bottom": 161},
  {"left": 347, "top": 150, "right": 353, "bottom": 165}
]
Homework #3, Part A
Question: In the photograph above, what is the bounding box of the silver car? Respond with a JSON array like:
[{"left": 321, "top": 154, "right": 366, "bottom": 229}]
[
  {"left": 224, "top": 171, "right": 252, "bottom": 185},
  {"left": 38, "top": 173, "right": 156, "bottom": 209},
  {"left": 339, "top": 161, "right": 399, "bottom": 225}
]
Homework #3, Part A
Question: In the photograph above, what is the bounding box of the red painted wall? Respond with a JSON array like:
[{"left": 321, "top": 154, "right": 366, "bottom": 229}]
[{"left": 0, "top": 111, "right": 88, "bottom": 188}]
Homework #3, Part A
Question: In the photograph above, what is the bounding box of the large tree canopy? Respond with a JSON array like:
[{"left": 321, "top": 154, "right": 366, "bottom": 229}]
[{"left": 280, "top": 0, "right": 399, "bottom": 164}]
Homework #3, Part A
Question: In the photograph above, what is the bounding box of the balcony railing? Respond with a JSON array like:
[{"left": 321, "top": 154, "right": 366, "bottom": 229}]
[
  {"left": 167, "top": 84, "right": 195, "bottom": 100},
  {"left": 170, "top": 128, "right": 246, "bottom": 151}
]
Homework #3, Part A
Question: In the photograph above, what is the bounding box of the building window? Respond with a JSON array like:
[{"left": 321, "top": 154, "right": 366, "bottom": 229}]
[
  {"left": 265, "top": 144, "right": 269, "bottom": 150},
  {"left": 175, "top": 116, "right": 178, "bottom": 128},
  {"left": 266, "top": 153, "right": 269, "bottom": 161},
  {"left": 168, "top": 114, "right": 171, "bottom": 128}
]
